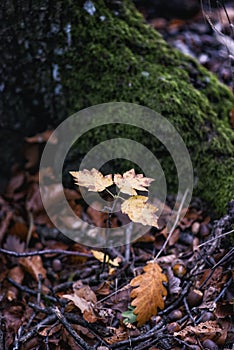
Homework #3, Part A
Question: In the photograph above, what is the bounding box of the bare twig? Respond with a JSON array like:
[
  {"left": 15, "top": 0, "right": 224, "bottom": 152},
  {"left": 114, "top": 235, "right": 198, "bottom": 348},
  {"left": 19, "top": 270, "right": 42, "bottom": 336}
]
[
  {"left": 197, "top": 229, "right": 234, "bottom": 248},
  {"left": 199, "top": 250, "right": 233, "bottom": 289},
  {"left": 28, "top": 303, "right": 111, "bottom": 343},
  {"left": 183, "top": 297, "right": 196, "bottom": 325},
  {"left": 158, "top": 281, "right": 192, "bottom": 316},
  {"left": 0, "top": 248, "right": 92, "bottom": 258},
  {"left": 53, "top": 307, "right": 93, "bottom": 350},
  {"left": 37, "top": 274, "right": 43, "bottom": 305},
  {"left": 7, "top": 277, "right": 64, "bottom": 304},
  {"left": 125, "top": 222, "right": 133, "bottom": 261},
  {"left": 13, "top": 326, "right": 24, "bottom": 350},
  {"left": 0, "top": 314, "right": 5, "bottom": 350},
  {"left": 19, "top": 315, "right": 57, "bottom": 343},
  {"left": 52, "top": 281, "right": 73, "bottom": 293},
  {"left": 155, "top": 188, "right": 189, "bottom": 260},
  {"left": 211, "top": 247, "right": 234, "bottom": 269},
  {"left": 214, "top": 276, "right": 233, "bottom": 303},
  {"left": 26, "top": 210, "right": 34, "bottom": 248}
]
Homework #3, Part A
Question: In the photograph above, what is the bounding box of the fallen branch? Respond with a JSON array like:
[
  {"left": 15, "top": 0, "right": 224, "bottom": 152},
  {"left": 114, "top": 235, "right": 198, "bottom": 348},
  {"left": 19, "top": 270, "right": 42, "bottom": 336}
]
[
  {"left": 19, "top": 315, "right": 57, "bottom": 344},
  {"left": 197, "top": 229, "right": 234, "bottom": 248},
  {"left": 7, "top": 277, "right": 64, "bottom": 304},
  {"left": 53, "top": 306, "right": 93, "bottom": 350},
  {"left": 0, "top": 248, "right": 92, "bottom": 258}
]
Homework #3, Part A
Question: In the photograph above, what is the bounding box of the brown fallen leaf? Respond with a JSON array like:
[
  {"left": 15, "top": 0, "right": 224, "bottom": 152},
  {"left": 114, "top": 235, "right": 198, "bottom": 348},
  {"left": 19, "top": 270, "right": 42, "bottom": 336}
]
[
  {"left": 73, "top": 282, "right": 97, "bottom": 303},
  {"left": 19, "top": 255, "right": 46, "bottom": 281},
  {"left": 166, "top": 266, "right": 181, "bottom": 296},
  {"left": 0, "top": 208, "right": 13, "bottom": 245},
  {"left": 174, "top": 320, "right": 227, "bottom": 344},
  {"left": 69, "top": 168, "right": 113, "bottom": 192},
  {"left": 95, "top": 281, "right": 111, "bottom": 296},
  {"left": 38, "top": 323, "right": 62, "bottom": 337},
  {"left": 73, "top": 324, "right": 95, "bottom": 339},
  {"left": 3, "top": 235, "right": 25, "bottom": 253},
  {"left": 9, "top": 221, "right": 29, "bottom": 241},
  {"left": 114, "top": 169, "right": 154, "bottom": 195},
  {"left": 63, "top": 282, "right": 97, "bottom": 323},
  {"left": 215, "top": 301, "right": 234, "bottom": 318},
  {"left": 104, "top": 326, "right": 129, "bottom": 344},
  {"left": 121, "top": 196, "right": 158, "bottom": 227},
  {"left": 130, "top": 261, "right": 167, "bottom": 326},
  {"left": 107, "top": 285, "right": 131, "bottom": 313},
  {"left": 7, "top": 265, "right": 25, "bottom": 301},
  {"left": 62, "top": 327, "right": 83, "bottom": 350}
]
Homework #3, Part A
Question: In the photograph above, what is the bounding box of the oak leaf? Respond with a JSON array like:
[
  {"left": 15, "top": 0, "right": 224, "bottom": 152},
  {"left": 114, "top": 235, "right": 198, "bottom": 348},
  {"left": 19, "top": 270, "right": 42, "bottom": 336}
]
[
  {"left": 174, "top": 320, "right": 226, "bottom": 343},
  {"left": 69, "top": 168, "right": 113, "bottom": 192},
  {"left": 121, "top": 196, "right": 158, "bottom": 227},
  {"left": 130, "top": 261, "right": 167, "bottom": 326},
  {"left": 114, "top": 169, "right": 154, "bottom": 195}
]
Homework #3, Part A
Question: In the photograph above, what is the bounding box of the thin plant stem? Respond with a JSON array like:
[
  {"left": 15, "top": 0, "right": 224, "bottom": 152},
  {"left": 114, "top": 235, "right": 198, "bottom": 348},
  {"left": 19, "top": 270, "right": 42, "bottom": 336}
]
[
  {"left": 197, "top": 229, "right": 234, "bottom": 248},
  {"left": 154, "top": 188, "right": 189, "bottom": 260}
]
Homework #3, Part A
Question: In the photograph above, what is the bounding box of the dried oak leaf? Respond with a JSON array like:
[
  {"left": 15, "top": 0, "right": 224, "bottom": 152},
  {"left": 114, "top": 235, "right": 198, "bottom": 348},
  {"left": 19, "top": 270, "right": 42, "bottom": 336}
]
[
  {"left": 174, "top": 320, "right": 226, "bottom": 343},
  {"left": 121, "top": 196, "right": 158, "bottom": 227},
  {"left": 130, "top": 261, "right": 167, "bottom": 326},
  {"left": 70, "top": 168, "right": 113, "bottom": 192},
  {"left": 114, "top": 169, "right": 154, "bottom": 195}
]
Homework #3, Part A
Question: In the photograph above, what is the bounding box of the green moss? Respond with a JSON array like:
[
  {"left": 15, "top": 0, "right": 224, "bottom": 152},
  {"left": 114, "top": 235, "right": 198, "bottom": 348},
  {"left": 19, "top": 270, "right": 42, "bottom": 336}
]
[{"left": 61, "top": 0, "right": 234, "bottom": 215}]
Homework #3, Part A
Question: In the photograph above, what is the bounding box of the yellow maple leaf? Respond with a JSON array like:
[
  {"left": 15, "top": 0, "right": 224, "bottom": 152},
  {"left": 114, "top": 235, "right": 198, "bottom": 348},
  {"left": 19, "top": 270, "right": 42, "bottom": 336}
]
[
  {"left": 91, "top": 250, "right": 121, "bottom": 267},
  {"left": 121, "top": 195, "right": 158, "bottom": 227},
  {"left": 69, "top": 168, "right": 113, "bottom": 192},
  {"left": 114, "top": 169, "right": 154, "bottom": 195},
  {"left": 130, "top": 261, "right": 168, "bottom": 326}
]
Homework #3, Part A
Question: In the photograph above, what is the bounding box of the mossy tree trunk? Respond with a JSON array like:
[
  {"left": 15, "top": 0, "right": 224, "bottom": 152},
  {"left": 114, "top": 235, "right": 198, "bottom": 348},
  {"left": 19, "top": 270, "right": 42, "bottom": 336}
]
[{"left": 1, "top": 0, "right": 233, "bottom": 213}]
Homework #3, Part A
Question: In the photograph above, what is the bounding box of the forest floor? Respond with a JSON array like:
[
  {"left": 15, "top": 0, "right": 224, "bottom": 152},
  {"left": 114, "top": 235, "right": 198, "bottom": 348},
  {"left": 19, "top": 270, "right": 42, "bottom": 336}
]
[{"left": 0, "top": 3, "right": 234, "bottom": 350}]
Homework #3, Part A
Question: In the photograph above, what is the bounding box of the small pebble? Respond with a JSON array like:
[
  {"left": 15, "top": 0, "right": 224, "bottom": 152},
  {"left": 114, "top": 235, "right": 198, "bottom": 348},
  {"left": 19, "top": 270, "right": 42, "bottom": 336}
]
[
  {"left": 52, "top": 259, "right": 62, "bottom": 272},
  {"left": 166, "top": 322, "right": 181, "bottom": 333},
  {"left": 34, "top": 242, "right": 43, "bottom": 250},
  {"left": 168, "top": 309, "right": 183, "bottom": 321},
  {"left": 199, "top": 53, "right": 209, "bottom": 64},
  {"left": 199, "top": 223, "right": 210, "bottom": 237},
  {"left": 187, "top": 289, "right": 203, "bottom": 307},
  {"left": 179, "top": 232, "right": 194, "bottom": 245},
  {"left": 192, "top": 222, "right": 200, "bottom": 234},
  {"left": 202, "top": 339, "right": 218, "bottom": 350},
  {"left": 200, "top": 311, "right": 215, "bottom": 322}
]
